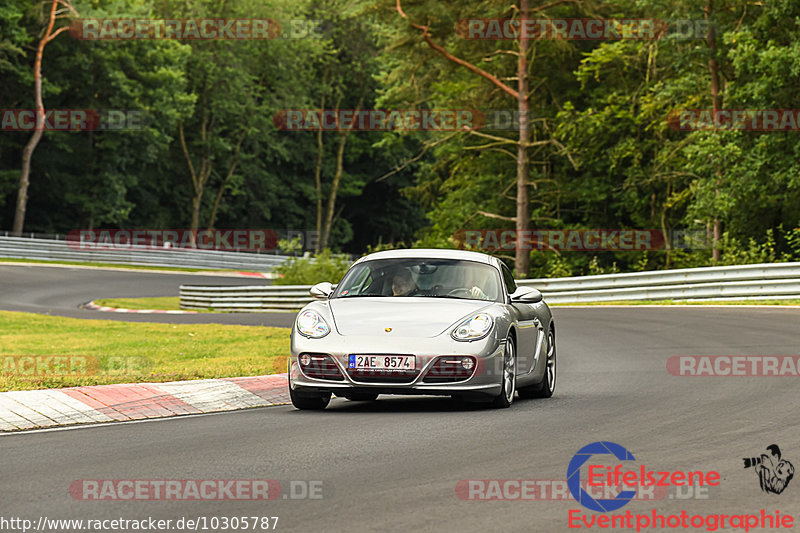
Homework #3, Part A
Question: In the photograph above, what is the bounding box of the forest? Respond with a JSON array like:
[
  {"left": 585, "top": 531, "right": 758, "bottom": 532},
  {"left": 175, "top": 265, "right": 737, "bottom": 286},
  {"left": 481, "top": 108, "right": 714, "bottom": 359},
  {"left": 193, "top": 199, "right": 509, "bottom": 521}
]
[{"left": 2, "top": 0, "right": 800, "bottom": 277}]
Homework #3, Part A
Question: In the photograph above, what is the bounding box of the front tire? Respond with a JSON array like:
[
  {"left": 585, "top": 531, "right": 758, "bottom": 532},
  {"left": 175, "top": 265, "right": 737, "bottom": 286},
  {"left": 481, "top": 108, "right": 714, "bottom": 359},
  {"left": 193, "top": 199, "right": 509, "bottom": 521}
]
[
  {"left": 519, "top": 326, "right": 556, "bottom": 399},
  {"left": 491, "top": 336, "right": 516, "bottom": 408},
  {"left": 289, "top": 386, "right": 331, "bottom": 410}
]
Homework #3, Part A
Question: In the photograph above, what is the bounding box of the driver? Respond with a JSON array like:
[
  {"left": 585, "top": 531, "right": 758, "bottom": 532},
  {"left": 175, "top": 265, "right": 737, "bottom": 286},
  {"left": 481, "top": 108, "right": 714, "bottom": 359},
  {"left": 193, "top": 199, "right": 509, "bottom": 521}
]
[
  {"left": 464, "top": 271, "right": 489, "bottom": 300},
  {"left": 468, "top": 286, "right": 488, "bottom": 299},
  {"left": 392, "top": 269, "right": 419, "bottom": 296}
]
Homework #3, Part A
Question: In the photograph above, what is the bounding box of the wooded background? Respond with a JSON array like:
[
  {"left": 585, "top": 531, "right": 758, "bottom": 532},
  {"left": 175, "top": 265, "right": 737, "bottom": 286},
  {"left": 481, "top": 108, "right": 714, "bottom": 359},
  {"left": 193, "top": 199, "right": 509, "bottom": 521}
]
[{"left": 2, "top": 0, "right": 800, "bottom": 277}]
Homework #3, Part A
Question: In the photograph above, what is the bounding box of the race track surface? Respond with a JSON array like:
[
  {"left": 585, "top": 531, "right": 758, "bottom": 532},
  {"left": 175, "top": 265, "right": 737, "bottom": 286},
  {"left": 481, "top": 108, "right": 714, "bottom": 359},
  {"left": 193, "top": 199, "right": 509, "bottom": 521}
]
[
  {"left": 3, "top": 306, "right": 799, "bottom": 532},
  {"left": 0, "top": 264, "right": 295, "bottom": 327}
]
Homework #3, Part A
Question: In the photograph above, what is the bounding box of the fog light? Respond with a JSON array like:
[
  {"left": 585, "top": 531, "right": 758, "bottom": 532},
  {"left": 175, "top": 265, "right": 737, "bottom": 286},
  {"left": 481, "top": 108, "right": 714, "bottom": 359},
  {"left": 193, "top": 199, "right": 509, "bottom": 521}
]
[
  {"left": 461, "top": 357, "right": 475, "bottom": 370},
  {"left": 300, "top": 354, "right": 311, "bottom": 366}
]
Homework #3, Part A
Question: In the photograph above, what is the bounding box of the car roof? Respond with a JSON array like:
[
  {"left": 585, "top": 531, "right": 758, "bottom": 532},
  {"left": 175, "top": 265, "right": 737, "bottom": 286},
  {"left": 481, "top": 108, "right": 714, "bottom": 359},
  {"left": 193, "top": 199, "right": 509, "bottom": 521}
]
[{"left": 353, "top": 248, "right": 499, "bottom": 267}]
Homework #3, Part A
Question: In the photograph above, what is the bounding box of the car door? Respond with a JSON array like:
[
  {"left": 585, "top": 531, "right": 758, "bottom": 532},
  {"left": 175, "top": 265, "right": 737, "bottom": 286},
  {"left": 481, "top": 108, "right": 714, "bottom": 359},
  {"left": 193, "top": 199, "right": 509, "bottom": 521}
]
[{"left": 501, "top": 264, "right": 544, "bottom": 376}]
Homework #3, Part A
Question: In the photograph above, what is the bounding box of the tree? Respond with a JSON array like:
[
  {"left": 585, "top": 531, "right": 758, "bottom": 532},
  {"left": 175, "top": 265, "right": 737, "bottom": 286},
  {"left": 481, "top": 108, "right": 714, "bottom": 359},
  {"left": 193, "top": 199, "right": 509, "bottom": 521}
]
[
  {"left": 12, "top": 0, "right": 76, "bottom": 235},
  {"left": 164, "top": 0, "right": 328, "bottom": 242},
  {"left": 385, "top": 0, "right": 580, "bottom": 276},
  {"left": 308, "top": 4, "right": 375, "bottom": 251}
]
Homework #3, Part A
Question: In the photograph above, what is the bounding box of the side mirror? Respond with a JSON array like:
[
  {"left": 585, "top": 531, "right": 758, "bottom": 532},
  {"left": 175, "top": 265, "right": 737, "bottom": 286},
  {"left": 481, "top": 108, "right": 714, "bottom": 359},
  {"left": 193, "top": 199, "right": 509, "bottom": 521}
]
[
  {"left": 309, "top": 282, "right": 335, "bottom": 299},
  {"left": 510, "top": 286, "right": 543, "bottom": 303}
]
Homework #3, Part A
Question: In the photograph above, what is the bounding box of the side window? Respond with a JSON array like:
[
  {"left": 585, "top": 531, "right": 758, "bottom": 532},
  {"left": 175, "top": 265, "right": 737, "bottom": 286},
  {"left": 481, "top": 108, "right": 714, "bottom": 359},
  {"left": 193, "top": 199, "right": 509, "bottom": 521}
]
[
  {"left": 354, "top": 272, "right": 373, "bottom": 294},
  {"left": 346, "top": 267, "right": 372, "bottom": 295},
  {"left": 501, "top": 264, "right": 516, "bottom": 295}
]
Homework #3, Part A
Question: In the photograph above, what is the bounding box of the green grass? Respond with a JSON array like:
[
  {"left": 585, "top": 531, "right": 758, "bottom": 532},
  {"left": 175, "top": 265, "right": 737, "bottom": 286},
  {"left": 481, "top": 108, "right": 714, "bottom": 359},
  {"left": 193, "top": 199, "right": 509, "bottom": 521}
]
[
  {"left": 93, "top": 296, "right": 215, "bottom": 312},
  {"left": 93, "top": 296, "right": 296, "bottom": 313},
  {"left": 97, "top": 295, "right": 800, "bottom": 314},
  {"left": 551, "top": 299, "right": 800, "bottom": 306},
  {"left": 0, "top": 257, "right": 257, "bottom": 274},
  {"left": 0, "top": 310, "right": 291, "bottom": 391}
]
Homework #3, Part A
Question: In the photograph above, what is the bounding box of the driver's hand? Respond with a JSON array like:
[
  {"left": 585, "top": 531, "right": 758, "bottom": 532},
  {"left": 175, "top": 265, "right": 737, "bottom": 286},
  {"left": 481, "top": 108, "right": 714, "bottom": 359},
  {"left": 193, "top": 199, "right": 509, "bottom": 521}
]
[{"left": 469, "top": 286, "right": 487, "bottom": 299}]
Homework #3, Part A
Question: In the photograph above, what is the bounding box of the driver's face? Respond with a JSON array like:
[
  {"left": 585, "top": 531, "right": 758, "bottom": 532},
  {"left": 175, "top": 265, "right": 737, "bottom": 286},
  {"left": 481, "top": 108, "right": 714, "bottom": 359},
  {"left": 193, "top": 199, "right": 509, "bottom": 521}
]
[
  {"left": 392, "top": 275, "right": 414, "bottom": 296},
  {"left": 392, "top": 281, "right": 409, "bottom": 296}
]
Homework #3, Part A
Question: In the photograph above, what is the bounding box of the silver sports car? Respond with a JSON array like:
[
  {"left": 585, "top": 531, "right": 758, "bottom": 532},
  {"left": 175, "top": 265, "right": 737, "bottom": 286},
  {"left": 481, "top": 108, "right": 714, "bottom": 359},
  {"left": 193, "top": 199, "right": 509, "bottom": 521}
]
[{"left": 288, "top": 249, "right": 556, "bottom": 410}]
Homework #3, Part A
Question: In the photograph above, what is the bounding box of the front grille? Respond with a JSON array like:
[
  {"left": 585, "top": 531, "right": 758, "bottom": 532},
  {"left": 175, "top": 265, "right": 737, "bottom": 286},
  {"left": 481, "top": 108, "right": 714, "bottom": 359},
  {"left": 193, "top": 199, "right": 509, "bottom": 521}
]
[
  {"left": 346, "top": 369, "right": 420, "bottom": 384},
  {"left": 300, "top": 353, "right": 344, "bottom": 381},
  {"left": 422, "top": 356, "right": 476, "bottom": 383}
]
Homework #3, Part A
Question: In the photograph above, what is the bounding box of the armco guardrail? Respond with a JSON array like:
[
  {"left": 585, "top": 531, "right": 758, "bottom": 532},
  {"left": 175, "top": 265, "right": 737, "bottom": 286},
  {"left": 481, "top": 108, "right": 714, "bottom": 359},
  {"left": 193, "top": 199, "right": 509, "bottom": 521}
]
[
  {"left": 515, "top": 262, "right": 800, "bottom": 303},
  {"left": 179, "top": 262, "right": 800, "bottom": 312},
  {"left": 180, "top": 285, "right": 313, "bottom": 311},
  {"left": 0, "top": 235, "right": 290, "bottom": 271}
]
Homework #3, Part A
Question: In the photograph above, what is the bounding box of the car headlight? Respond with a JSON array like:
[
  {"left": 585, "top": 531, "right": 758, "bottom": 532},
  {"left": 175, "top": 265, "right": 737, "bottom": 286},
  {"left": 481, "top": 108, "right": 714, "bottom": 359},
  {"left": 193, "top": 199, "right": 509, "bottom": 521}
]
[
  {"left": 451, "top": 313, "right": 493, "bottom": 341},
  {"left": 296, "top": 309, "right": 330, "bottom": 338}
]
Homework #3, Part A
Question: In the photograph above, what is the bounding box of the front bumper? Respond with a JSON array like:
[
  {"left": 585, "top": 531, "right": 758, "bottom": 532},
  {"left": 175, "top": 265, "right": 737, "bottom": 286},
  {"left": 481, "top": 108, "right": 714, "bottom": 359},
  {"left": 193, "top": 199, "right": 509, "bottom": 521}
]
[{"left": 290, "top": 332, "right": 505, "bottom": 397}]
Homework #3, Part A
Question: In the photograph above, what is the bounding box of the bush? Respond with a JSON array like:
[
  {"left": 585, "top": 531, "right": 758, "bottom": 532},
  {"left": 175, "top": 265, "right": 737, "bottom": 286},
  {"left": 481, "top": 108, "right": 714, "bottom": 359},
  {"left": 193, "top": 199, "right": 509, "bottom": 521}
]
[
  {"left": 718, "top": 229, "right": 782, "bottom": 266},
  {"left": 273, "top": 249, "right": 353, "bottom": 285},
  {"left": 545, "top": 254, "right": 573, "bottom": 278}
]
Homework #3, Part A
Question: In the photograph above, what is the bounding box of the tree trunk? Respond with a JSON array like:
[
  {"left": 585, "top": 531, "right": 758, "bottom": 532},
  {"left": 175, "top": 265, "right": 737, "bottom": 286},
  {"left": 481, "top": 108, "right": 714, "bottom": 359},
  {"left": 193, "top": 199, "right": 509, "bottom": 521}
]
[
  {"left": 191, "top": 189, "right": 203, "bottom": 241},
  {"left": 314, "top": 95, "right": 326, "bottom": 252},
  {"left": 12, "top": 0, "right": 71, "bottom": 235},
  {"left": 395, "top": 0, "right": 575, "bottom": 275},
  {"left": 13, "top": 129, "right": 43, "bottom": 236},
  {"left": 705, "top": 0, "right": 722, "bottom": 262},
  {"left": 207, "top": 133, "right": 245, "bottom": 231},
  {"left": 515, "top": 0, "right": 531, "bottom": 277},
  {"left": 318, "top": 95, "right": 361, "bottom": 251},
  {"left": 661, "top": 183, "right": 671, "bottom": 269},
  {"left": 179, "top": 117, "right": 213, "bottom": 247},
  {"left": 319, "top": 131, "right": 348, "bottom": 250},
  {"left": 188, "top": 170, "right": 210, "bottom": 247}
]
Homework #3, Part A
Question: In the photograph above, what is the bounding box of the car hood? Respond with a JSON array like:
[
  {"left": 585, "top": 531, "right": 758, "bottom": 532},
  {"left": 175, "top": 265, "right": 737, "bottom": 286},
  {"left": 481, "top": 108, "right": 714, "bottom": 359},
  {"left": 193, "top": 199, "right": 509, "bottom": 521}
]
[{"left": 329, "top": 297, "right": 492, "bottom": 337}]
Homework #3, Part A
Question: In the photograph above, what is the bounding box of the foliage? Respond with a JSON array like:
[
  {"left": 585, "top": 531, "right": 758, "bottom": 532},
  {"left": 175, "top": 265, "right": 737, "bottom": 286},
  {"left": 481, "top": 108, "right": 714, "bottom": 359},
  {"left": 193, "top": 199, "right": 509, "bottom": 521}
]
[
  {"left": 0, "top": 0, "right": 425, "bottom": 253},
  {"left": 3, "top": 0, "right": 800, "bottom": 276},
  {"left": 273, "top": 249, "right": 352, "bottom": 285}
]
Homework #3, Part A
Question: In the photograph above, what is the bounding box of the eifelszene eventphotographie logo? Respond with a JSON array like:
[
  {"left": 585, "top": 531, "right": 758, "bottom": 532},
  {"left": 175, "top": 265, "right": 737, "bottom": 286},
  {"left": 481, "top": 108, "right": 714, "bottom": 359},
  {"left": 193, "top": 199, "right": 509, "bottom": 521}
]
[
  {"left": 566, "top": 441, "right": 721, "bottom": 512},
  {"left": 743, "top": 444, "right": 794, "bottom": 495}
]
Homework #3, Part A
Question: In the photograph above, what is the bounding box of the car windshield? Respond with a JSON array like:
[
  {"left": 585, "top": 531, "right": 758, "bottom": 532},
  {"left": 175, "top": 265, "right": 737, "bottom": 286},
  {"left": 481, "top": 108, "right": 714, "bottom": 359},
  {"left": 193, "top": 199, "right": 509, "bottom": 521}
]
[{"left": 333, "top": 258, "right": 502, "bottom": 302}]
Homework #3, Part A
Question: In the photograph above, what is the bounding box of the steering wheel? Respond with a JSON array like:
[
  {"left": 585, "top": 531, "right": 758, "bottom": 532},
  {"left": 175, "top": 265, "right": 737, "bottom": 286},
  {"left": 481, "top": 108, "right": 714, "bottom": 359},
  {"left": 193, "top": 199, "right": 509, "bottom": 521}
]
[{"left": 447, "top": 288, "right": 472, "bottom": 297}]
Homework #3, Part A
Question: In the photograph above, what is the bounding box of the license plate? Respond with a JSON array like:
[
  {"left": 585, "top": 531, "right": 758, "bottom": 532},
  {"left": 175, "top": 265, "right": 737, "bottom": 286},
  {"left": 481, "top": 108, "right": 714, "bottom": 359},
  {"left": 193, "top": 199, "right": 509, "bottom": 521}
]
[{"left": 349, "top": 355, "right": 415, "bottom": 370}]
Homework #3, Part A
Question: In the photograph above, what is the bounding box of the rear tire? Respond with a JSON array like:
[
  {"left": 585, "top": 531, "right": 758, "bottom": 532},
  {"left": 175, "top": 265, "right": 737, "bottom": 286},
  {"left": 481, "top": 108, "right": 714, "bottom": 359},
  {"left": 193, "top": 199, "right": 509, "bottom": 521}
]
[
  {"left": 343, "top": 392, "right": 379, "bottom": 401},
  {"left": 289, "top": 386, "right": 331, "bottom": 410},
  {"left": 519, "top": 326, "right": 556, "bottom": 399},
  {"left": 491, "top": 336, "right": 516, "bottom": 408}
]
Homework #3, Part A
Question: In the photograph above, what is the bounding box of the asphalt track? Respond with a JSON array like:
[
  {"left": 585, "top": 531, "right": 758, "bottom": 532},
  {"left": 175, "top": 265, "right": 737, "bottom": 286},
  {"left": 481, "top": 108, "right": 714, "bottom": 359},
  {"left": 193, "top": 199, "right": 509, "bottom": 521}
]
[
  {"left": 2, "top": 266, "right": 799, "bottom": 533},
  {"left": 0, "top": 264, "right": 295, "bottom": 327}
]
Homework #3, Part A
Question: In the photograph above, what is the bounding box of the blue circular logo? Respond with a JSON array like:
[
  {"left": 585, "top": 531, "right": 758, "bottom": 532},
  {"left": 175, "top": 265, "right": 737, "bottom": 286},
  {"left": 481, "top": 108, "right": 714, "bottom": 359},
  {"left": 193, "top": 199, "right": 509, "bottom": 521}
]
[{"left": 567, "top": 441, "right": 637, "bottom": 512}]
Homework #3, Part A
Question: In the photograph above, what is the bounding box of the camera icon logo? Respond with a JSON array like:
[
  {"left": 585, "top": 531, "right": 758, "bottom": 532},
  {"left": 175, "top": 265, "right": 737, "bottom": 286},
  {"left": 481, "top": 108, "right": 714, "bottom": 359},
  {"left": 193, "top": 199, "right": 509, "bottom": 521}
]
[{"left": 743, "top": 444, "right": 794, "bottom": 495}]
